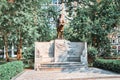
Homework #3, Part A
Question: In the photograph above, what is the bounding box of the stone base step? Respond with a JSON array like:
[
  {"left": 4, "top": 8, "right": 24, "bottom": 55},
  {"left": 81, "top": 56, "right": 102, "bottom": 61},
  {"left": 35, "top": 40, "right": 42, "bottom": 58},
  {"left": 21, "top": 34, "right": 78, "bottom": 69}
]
[
  {"left": 35, "top": 62, "right": 87, "bottom": 71},
  {"left": 36, "top": 66, "right": 86, "bottom": 71},
  {"left": 41, "top": 62, "right": 85, "bottom": 68},
  {"left": 38, "top": 67, "right": 63, "bottom": 71},
  {"left": 41, "top": 62, "right": 83, "bottom": 67}
]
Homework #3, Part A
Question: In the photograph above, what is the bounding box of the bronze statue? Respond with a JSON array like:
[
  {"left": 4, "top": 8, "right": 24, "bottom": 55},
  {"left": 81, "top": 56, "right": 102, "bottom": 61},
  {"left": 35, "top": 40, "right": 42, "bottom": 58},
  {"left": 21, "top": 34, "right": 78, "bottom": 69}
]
[{"left": 56, "top": 14, "right": 65, "bottom": 39}]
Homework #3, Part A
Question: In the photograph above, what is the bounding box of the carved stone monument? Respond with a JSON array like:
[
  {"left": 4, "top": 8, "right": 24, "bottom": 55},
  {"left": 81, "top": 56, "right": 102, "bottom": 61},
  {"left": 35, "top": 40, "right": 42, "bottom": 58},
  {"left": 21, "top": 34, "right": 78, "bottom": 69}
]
[{"left": 34, "top": 39, "right": 87, "bottom": 70}]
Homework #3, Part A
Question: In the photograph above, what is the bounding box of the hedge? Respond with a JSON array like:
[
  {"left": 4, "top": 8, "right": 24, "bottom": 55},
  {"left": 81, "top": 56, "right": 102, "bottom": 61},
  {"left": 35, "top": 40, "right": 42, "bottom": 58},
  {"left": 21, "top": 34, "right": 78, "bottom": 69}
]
[
  {"left": 0, "top": 61, "right": 24, "bottom": 80},
  {"left": 93, "top": 59, "right": 120, "bottom": 73}
]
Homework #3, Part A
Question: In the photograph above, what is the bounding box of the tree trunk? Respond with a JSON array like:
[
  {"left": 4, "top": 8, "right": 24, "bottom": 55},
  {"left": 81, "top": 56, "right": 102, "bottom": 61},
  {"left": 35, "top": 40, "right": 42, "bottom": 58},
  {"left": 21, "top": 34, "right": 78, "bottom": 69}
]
[
  {"left": 17, "top": 33, "right": 22, "bottom": 60},
  {"left": 3, "top": 34, "right": 9, "bottom": 62}
]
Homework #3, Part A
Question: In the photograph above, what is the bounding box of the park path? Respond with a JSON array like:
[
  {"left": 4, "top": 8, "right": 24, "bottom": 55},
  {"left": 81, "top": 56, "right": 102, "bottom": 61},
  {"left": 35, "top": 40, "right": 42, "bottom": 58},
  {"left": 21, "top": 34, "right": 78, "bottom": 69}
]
[{"left": 12, "top": 68, "right": 120, "bottom": 80}]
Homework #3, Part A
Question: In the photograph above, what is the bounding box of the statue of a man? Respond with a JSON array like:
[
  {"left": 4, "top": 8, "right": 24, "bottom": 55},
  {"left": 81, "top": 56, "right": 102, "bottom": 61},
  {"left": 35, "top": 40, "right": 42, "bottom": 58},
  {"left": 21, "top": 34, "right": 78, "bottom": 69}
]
[{"left": 56, "top": 14, "right": 65, "bottom": 39}]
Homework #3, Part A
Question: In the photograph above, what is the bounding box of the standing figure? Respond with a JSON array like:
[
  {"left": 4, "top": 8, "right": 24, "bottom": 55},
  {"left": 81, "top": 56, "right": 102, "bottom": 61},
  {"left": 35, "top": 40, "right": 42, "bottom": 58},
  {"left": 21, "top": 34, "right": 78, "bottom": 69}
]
[{"left": 57, "top": 14, "right": 65, "bottom": 39}]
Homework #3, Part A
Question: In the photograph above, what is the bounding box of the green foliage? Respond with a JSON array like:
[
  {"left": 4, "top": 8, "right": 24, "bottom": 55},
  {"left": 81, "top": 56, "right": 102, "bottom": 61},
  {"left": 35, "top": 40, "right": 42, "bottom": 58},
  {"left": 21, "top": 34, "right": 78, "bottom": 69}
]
[
  {"left": 0, "top": 61, "right": 24, "bottom": 80},
  {"left": 65, "top": 0, "right": 120, "bottom": 56},
  {"left": 0, "top": 0, "right": 120, "bottom": 59},
  {"left": 93, "top": 59, "right": 120, "bottom": 73},
  {"left": 0, "top": 0, "right": 54, "bottom": 60},
  {"left": 88, "top": 46, "right": 98, "bottom": 59},
  {"left": 111, "top": 50, "right": 119, "bottom": 57},
  {"left": 23, "top": 58, "right": 34, "bottom": 69},
  {"left": 21, "top": 0, "right": 55, "bottom": 59}
]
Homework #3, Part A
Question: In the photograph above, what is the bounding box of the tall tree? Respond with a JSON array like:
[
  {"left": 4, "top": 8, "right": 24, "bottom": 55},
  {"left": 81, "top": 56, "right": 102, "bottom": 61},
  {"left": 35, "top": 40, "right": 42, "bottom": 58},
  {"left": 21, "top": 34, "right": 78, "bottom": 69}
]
[
  {"left": 0, "top": 0, "right": 15, "bottom": 61},
  {"left": 13, "top": 0, "right": 53, "bottom": 60},
  {"left": 0, "top": 0, "right": 53, "bottom": 61},
  {"left": 65, "top": 0, "right": 120, "bottom": 56}
]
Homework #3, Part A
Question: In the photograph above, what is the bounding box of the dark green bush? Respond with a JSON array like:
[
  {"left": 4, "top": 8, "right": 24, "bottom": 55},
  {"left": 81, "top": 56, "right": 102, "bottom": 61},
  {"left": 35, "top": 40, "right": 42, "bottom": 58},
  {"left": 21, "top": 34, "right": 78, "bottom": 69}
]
[
  {"left": 22, "top": 58, "right": 34, "bottom": 69},
  {"left": 88, "top": 46, "right": 98, "bottom": 59},
  {"left": 0, "top": 61, "right": 24, "bottom": 80},
  {"left": 93, "top": 59, "right": 120, "bottom": 73}
]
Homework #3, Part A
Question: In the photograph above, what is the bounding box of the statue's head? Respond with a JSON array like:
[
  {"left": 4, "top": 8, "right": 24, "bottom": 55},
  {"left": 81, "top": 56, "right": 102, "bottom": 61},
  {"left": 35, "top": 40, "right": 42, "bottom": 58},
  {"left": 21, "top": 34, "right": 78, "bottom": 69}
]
[{"left": 59, "top": 14, "right": 64, "bottom": 18}]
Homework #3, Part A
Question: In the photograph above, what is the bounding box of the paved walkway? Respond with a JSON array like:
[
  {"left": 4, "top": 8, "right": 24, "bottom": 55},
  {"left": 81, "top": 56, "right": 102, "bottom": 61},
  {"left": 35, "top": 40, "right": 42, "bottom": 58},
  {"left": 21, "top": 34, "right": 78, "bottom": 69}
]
[{"left": 12, "top": 68, "right": 120, "bottom": 80}]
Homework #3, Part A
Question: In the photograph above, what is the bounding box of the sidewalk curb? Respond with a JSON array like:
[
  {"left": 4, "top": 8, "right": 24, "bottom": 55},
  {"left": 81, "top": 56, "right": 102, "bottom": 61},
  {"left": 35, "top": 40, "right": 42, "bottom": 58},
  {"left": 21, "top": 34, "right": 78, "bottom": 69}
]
[{"left": 11, "top": 70, "right": 26, "bottom": 80}]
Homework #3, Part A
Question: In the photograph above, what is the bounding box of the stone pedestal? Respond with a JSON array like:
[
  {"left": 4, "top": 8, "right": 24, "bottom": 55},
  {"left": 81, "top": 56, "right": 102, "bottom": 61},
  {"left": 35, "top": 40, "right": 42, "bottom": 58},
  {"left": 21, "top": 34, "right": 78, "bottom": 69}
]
[
  {"left": 34, "top": 39, "right": 88, "bottom": 70},
  {"left": 54, "top": 40, "right": 68, "bottom": 62},
  {"left": 54, "top": 39, "right": 86, "bottom": 62}
]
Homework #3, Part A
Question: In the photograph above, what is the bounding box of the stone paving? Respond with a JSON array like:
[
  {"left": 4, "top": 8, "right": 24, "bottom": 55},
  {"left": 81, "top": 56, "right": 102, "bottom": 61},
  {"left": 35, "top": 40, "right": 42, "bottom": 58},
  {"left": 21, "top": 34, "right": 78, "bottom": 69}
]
[{"left": 12, "top": 68, "right": 120, "bottom": 80}]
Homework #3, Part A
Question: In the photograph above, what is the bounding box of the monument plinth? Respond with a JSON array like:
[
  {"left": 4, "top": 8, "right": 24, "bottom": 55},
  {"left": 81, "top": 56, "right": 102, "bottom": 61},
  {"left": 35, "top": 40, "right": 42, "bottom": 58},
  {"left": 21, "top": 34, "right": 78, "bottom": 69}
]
[{"left": 34, "top": 39, "right": 87, "bottom": 71}]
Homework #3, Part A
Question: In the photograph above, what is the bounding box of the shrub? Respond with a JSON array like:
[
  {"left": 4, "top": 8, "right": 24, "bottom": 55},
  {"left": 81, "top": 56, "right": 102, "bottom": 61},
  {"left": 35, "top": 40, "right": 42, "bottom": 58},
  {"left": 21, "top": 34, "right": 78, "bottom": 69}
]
[
  {"left": 88, "top": 46, "right": 98, "bottom": 59},
  {"left": 93, "top": 59, "right": 120, "bottom": 73},
  {"left": 0, "top": 61, "right": 24, "bottom": 80},
  {"left": 22, "top": 58, "right": 34, "bottom": 69},
  {"left": 88, "top": 46, "right": 98, "bottom": 65}
]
